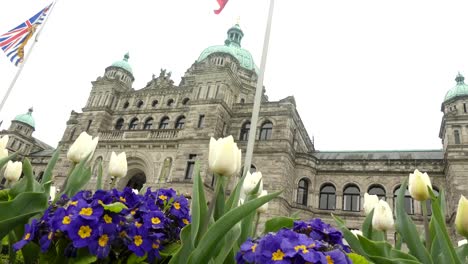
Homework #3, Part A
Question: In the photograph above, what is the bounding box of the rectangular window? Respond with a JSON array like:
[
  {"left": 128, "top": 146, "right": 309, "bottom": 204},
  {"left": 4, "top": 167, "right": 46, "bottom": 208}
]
[
  {"left": 197, "top": 115, "right": 205, "bottom": 128},
  {"left": 185, "top": 154, "right": 197, "bottom": 179},
  {"left": 86, "top": 120, "right": 92, "bottom": 131},
  {"left": 206, "top": 85, "right": 211, "bottom": 99},
  {"left": 464, "top": 103, "right": 467, "bottom": 113}
]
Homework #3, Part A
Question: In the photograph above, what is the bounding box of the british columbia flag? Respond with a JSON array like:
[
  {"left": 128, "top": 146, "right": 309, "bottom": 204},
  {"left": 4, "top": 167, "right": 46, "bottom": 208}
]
[{"left": 0, "top": 3, "right": 52, "bottom": 66}]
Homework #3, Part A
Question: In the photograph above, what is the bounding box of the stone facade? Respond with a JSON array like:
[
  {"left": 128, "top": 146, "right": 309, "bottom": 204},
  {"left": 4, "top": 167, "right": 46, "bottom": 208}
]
[{"left": 2, "top": 24, "right": 468, "bottom": 241}]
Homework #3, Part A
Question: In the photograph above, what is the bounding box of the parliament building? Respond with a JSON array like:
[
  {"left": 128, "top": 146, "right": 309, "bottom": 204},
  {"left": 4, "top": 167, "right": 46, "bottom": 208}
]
[{"left": 1, "top": 24, "right": 467, "bottom": 238}]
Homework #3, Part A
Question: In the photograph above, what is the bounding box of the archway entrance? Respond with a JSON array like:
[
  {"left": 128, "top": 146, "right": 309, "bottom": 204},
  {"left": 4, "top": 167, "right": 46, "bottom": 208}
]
[{"left": 126, "top": 172, "right": 146, "bottom": 191}]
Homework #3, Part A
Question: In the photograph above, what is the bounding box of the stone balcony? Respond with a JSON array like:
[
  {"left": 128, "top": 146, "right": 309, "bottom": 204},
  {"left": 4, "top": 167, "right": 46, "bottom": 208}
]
[{"left": 98, "top": 129, "right": 180, "bottom": 141}]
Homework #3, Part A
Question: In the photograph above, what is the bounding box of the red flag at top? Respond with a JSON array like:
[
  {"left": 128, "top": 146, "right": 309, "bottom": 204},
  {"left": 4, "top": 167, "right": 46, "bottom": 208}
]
[{"left": 214, "top": 0, "right": 229, "bottom": 14}]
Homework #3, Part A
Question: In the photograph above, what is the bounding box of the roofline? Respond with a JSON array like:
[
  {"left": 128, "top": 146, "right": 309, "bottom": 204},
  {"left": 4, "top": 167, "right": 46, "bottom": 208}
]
[{"left": 315, "top": 149, "right": 443, "bottom": 153}]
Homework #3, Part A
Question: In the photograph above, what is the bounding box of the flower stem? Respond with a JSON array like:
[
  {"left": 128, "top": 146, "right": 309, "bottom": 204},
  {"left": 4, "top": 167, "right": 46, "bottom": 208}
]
[
  {"left": 254, "top": 211, "right": 261, "bottom": 237},
  {"left": 421, "top": 200, "right": 431, "bottom": 248},
  {"left": 201, "top": 174, "right": 224, "bottom": 236}
]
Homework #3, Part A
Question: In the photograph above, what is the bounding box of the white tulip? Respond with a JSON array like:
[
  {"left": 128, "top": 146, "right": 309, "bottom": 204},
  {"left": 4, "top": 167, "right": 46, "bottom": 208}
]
[
  {"left": 108, "top": 152, "right": 128, "bottom": 178},
  {"left": 0, "top": 148, "right": 8, "bottom": 160},
  {"left": 372, "top": 200, "right": 394, "bottom": 232},
  {"left": 208, "top": 136, "right": 242, "bottom": 177},
  {"left": 458, "top": 239, "right": 467, "bottom": 247},
  {"left": 350, "top": 229, "right": 363, "bottom": 237},
  {"left": 0, "top": 135, "right": 8, "bottom": 149},
  {"left": 67, "top": 132, "right": 99, "bottom": 163},
  {"left": 257, "top": 190, "right": 269, "bottom": 213},
  {"left": 4, "top": 161, "right": 22, "bottom": 182},
  {"left": 455, "top": 195, "right": 468, "bottom": 238},
  {"left": 242, "top": 171, "right": 263, "bottom": 196},
  {"left": 363, "top": 193, "right": 379, "bottom": 215},
  {"left": 408, "top": 169, "right": 432, "bottom": 201},
  {"left": 49, "top": 186, "right": 56, "bottom": 201}
]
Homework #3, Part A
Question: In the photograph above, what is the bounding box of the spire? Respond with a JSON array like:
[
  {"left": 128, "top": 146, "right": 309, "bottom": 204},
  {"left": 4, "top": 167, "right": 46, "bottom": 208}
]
[
  {"left": 28, "top": 107, "right": 33, "bottom": 115},
  {"left": 456, "top": 72, "right": 465, "bottom": 85},
  {"left": 124, "top": 52, "right": 130, "bottom": 61},
  {"left": 225, "top": 23, "right": 244, "bottom": 47}
]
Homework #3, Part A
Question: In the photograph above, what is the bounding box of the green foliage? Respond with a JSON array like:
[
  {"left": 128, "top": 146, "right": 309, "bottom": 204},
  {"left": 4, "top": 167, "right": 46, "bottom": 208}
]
[
  {"left": 334, "top": 179, "right": 468, "bottom": 264},
  {"left": 169, "top": 162, "right": 281, "bottom": 263},
  {"left": 101, "top": 201, "right": 128, "bottom": 213},
  {"left": 263, "top": 216, "right": 295, "bottom": 234}
]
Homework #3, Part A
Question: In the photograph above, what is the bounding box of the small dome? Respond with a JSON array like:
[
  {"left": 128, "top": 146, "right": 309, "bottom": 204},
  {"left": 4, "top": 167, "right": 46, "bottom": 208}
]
[
  {"left": 14, "top": 107, "right": 35, "bottom": 128},
  {"left": 111, "top": 53, "right": 133, "bottom": 74},
  {"left": 197, "top": 24, "right": 258, "bottom": 73},
  {"left": 444, "top": 73, "right": 468, "bottom": 102}
]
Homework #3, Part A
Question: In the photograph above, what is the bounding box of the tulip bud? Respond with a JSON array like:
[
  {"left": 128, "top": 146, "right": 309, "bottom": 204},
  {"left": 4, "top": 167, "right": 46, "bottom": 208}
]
[
  {"left": 67, "top": 132, "right": 99, "bottom": 163},
  {"left": 372, "top": 200, "right": 394, "bottom": 232},
  {"left": 458, "top": 239, "right": 467, "bottom": 247},
  {"left": 455, "top": 195, "right": 468, "bottom": 238},
  {"left": 350, "top": 229, "right": 363, "bottom": 237},
  {"left": 257, "top": 190, "right": 269, "bottom": 213},
  {"left": 108, "top": 152, "right": 127, "bottom": 178},
  {"left": 49, "top": 186, "right": 56, "bottom": 201},
  {"left": 408, "top": 169, "right": 432, "bottom": 201},
  {"left": 0, "top": 148, "right": 8, "bottom": 160},
  {"left": 242, "top": 171, "right": 263, "bottom": 196},
  {"left": 208, "top": 136, "right": 242, "bottom": 177},
  {"left": 363, "top": 193, "right": 379, "bottom": 215},
  {"left": 0, "top": 135, "right": 8, "bottom": 149},
  {"left": 4, "top": 161, "right": 22, "bottom": 182}
]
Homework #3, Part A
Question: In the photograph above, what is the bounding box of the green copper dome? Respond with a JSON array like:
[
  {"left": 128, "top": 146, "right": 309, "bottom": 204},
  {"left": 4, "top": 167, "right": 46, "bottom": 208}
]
[
  {"left": 444, "top": 73, "right": 468, "bottom": 102},
  {"left": 14, "top": 107, "right": 35, "bottom": 128},
  {"left": 197, "top": 24, "right": 258, "bottom": 72},
  {"left": 111, "top": 53, "right": 133, "bottom": 74}
]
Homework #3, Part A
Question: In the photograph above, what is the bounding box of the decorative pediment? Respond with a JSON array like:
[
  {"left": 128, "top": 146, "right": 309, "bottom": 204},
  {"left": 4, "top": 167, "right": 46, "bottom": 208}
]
[{"left": 143, "top": 68, "right": 175, "bottom": 89}]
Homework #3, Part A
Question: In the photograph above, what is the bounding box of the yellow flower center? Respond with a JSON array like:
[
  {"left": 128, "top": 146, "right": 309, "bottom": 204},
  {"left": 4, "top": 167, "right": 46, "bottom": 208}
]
[
  {"left": 48, "top": 232, "right": 53, "bottom": 240},
  {"left": 131, "top": 209, "right": 137, "bottom": 215},
  {"left": 62, "top": 216, "right": 71, "bottom": 225},
  {"left": 152, "top": 217, "right": 161, "bottom": 225},
  {"left": 134, "top": 235, "right": 143, "bottom": 246},
  {"left": 135, "top": 222, "right": 142, "bottom": 228},
  {"left": 271, "top": 249, "right": 285, "bottom": 261},
  {"left": 308, "top": 243, "right": 316, "bottom": 248},
  {"left": 103, "top": 214, "right": 112, "bottom": 224},
  {"left": 183, "top": 219, "right": 189, "bottom": 225},
  {"left": 326, "top": 255, "right": 334, "bottom": 264},
  {"left": 79, "top": 207, "right": 93, "bottom": 216},
  {"left": 78, "top": 225, "right": 92, "bottom": 239},
  {"left": 98, "top": 234, "right": 109, "bottom": 247},
  {"left": 174, "top": 202, "right": 181, "bottom": 210},
  {"left": 294, "top": 245, "right": 309, "bottom": 253},
  {"left": 119, "top": 197, "right": 126, "bottom": 203},
  {"left": 119, "top": 231, "right": 127, "bottom": 238},
  {"left": 152, "top": 243, "right": 160, "bottom": 249},
  {"left": 159, "top": 194, "right": 167, "bottom": 201},
  {"left": 24, "top": 233, "right": 31, "bottom": 240},
  {"left": 69, "top": 201, "right": 78, "bottom": 206},
  {"left": 251, "top": 244, "right": 257, "bottom": 253}
]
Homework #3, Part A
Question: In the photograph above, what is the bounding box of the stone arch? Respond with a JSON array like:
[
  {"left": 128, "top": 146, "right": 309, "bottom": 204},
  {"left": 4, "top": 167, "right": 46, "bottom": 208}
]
[{"left": 116, "top": 153, "right": 150, "bottom": 190}]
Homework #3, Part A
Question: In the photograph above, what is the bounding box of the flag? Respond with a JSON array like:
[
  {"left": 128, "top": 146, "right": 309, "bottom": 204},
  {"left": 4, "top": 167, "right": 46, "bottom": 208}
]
[
  {"left": 0, "top": 3, "right": 52, "bottom": 66},
  {"left": 214, "top": 0, "right": 229, "bottom": 14}
]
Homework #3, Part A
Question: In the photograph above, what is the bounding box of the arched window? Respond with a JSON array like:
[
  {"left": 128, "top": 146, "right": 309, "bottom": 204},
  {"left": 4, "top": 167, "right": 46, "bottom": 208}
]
[
  {"left": 126, "top": 173, "right": 146, "bottom": 191},
  {"left": 343, "top": 184, "right": 360, "bottom": 211},
  {"left": 123, "top": 101, "right": 129, "bottom": 109},
  {"left": 152, "top": 100, "right": 159, "bottom": 107},
  {"left": 394, "top": 186, "right": 414, "bottom": 215},
  {"left": 167, "top": 99, "right": 174, "bottom": 107},
  {"left": 136, "top": 100, "right": 144, "bottom": 108},
  {"left": 182, "top": 98, "right": 190, "bottom": 105},
  {"left": 297, "top": 178, "right": 309, "bottom": 206},
  {"left": 175, "top": 116, "right": 186, "bottom": 129},
  {"left": 259, "top": 121, "right": 273, "bottom": 140},
  {"left": 240, "top": 121, "right": 250, "bottom": 141},
  {"left": 143, "top": 117, "right": 153, "bottom": 130},
  {"left": 128, "top": 118, "right": 139, "bottom": 130},
  {"left": 159, "top": 117, "right": 170, "bottom": 129},
  {"left": 368, "top": 184, "right": 386, "bottom": 200},
  {"left": 240, "top": 98, "right": 245, "bottom": 104},
  {"left": 319, "top": 184, "right": 336, "bottom": 210},
  {"left": 454, "top": 130, "right": 461, "bottom": 144},
  {"left": 115, "top": 118, "right": 124, "bottom": 130}
]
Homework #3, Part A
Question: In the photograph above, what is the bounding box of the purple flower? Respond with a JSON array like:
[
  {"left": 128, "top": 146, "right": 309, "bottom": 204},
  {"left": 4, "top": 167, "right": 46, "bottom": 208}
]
[
  {"left": 169, "top": 196, "right": 189, "bottom": 219},
  {"left": 236, "top": 238, "right": 258, "bottom": 264},
  {"left": 324, "top": 249, "right": 352, "bottom": 264},
  {"left": 88, "top": 226, "right": 115, "bottom": 259},
  {"left": 68, "top": 219, "right": 98, "bottom": 248},
  {"left": 71, "top": 199, "right": 103, "bottom": 221},
  {"left": 144, "top": 211, "right": 166, "bottom": 229},
  {"left": 127, "top": 233, "right": 152, "bottom": 257},
  {"left": 39, "top": 231, "right": 54, "bottom": 252},
  {"left": 13, "top": 219, "right": 38, "bottom": 251},
  {"left": 256, "top": 232, "right": 291, "bottom": 264}
]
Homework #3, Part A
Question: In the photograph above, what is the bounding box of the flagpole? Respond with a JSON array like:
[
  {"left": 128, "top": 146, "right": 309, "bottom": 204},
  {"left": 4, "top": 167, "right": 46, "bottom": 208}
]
[
  {"left": 243, "top": 0, "right": 274, "bottom": 177},
  {"left": 0, "top": 1, "right": 58, "bottom": 114}
]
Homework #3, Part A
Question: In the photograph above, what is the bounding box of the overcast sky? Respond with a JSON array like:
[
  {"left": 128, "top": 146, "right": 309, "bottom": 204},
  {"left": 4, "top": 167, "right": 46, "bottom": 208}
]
[{"left": 0, "top": 0, "right": 465, "bottom": 151}]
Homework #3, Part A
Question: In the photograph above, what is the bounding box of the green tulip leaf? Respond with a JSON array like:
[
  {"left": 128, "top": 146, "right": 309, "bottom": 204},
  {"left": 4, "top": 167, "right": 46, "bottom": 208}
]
[
  {"left": 41, "top": 150, "right": 59, "bottom": 196},
  {"left": 395, "top": 180, "right": 433, "bottom": 264},
  {"left": 169, "top": 224, "right": 193, "bottom": 264},
  {"left": 160, "top": 242, "right": 181, "bottom": 257},
  {"left": 0, "top": 152, "right": 17, "bottom": 170},
  {"left": 357, "top": 235, "right": 391, "bottom": 258},
  {"left": 101, "top": 202, "right": 128, "bottom": 213},
  {"left": 347, "top": 253, "right": 370, "bottom": 264},
  {"left": 263, "top": 216, "right": 294, "bottom": 234},
  {"left": 332, "top": 214, "right": 368, "bottom": 258},
  {"left": 190, "top": 162, "right": 208, "bottom": 247},
  {"left": 213, "top": 176, "right": 226, "bottom": 221},
  {"left": 188, "top": 190, "right": 281, "bottom": 264},
  {"left": 456, "top": 244, "right": 468, "bottom": 262},
  {"left": 214, "top": 223, "right": 241, "bottom": 263}
]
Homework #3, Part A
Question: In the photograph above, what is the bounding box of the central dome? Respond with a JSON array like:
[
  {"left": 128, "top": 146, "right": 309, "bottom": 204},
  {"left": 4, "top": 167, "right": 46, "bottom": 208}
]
[
  {"left": 197, "top": 24, "right": 258, "bottom": 72},
  {"left": 111, "top": 53, "right": 133, "bottom": 74},
  {"left": 14, "top": 107, "right": 35, "bottom": 129},
  {"left": 444, "top": 73, "right": 468, "bottom": 102}
]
